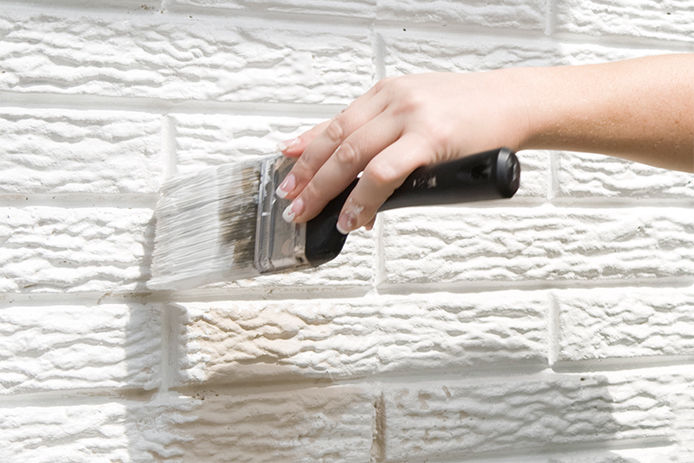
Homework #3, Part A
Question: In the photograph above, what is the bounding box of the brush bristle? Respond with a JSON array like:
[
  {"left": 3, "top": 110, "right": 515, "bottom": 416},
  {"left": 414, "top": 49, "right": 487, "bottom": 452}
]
[{"left": 148, "top": 159, "right": 264, "bottom": 290}]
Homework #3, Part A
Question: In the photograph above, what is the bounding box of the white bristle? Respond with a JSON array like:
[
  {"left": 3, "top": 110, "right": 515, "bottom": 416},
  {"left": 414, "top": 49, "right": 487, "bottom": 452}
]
[{"left": 148, "top": 160, "right": 263, "bottom": 290}]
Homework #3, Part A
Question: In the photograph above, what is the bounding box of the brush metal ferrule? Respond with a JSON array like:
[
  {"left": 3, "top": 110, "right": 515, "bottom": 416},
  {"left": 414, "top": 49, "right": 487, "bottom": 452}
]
[{"left": 254, "top": 155, "right": 309, "bottom": 274}]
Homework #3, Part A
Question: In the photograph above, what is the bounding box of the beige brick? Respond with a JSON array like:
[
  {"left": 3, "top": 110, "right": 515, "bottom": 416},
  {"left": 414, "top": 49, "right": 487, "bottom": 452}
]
[
  {"left": 172, "top": 292, "right": 548, "bottom": 386},
  {"left": 384, "top": 370, "right": 694, "bottom": 460}
]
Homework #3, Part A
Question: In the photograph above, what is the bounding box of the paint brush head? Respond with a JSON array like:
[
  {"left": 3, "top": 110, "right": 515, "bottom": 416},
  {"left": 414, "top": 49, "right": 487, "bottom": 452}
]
[
  {"left": 148, "top": 154, "right": 311, "bottom": 291},
  {"left": 148, "top": 159, "right": 264, "bottom": 290}
]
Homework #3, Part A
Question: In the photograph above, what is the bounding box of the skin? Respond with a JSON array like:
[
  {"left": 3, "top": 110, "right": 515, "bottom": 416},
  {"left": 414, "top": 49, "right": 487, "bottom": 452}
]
[{"left": 275, "top": 54, "right": 694, "bottom": 234}]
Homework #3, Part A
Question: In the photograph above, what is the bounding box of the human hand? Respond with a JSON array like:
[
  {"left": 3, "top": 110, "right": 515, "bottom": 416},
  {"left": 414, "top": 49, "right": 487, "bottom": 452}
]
[{"left": 275, "top": 70, "right": 531, "bottom": 234}]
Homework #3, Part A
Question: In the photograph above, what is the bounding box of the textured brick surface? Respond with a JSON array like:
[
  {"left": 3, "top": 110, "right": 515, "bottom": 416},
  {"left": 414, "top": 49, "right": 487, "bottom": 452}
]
[
  {"left": 555, "top": 288, "right": 694, "bottom": 362},
  {"left": 173, "top": 291, "right": 548, "bottom": 386},
  {"left": 169, "top": 386, "right": 376, "bottom": 462},
  {"left": 555, "top": 151, "right": 694, "bottom": 200},
  {"left": 172, "top": 113, "right": 320, "bottom": 173},
  {"left": 2, "top": 1, "right": 694, "bottom": 462},
  {"left": 170, "top": 0, "right": 376, "bottom": 17},
  {"left": 0, "top": 207, "right": 154, "bottom": 293},
  {"left": 0, "top": 303, "right": 160, "bottom": 393},
  {"left": 382, "top": 207, "right": 694, "bottom": 285},
  {"left": 0, "top": 10, "right": 373, "bottom": 104},
  {"left": 0, "top": 109, "right": 162, "bottom": 196},
  {"left": 0, "top": 396, "right": 195, "bottom": 463},
  {"left": 555, "top": 0, "right": 694, "bottom": 43},
  {"left": 384, "top": 370, "right": 694, "bottom": 461},
  {"left": 382, "top": 31, "right": 669, "bottom": 77},
  {"left": 378, "top": 0, "right": 547, "bottom": 30}
]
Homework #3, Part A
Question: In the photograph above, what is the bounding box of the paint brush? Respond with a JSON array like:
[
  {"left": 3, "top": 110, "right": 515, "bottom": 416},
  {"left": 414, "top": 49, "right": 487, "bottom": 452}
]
[{"left": 148, "top": 147, "right": 520, "bottom": 290}]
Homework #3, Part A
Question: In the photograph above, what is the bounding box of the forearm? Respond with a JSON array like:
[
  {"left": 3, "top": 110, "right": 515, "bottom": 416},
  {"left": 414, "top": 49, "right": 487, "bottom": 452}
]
[{"left": 516, "top": 54, "right": 694, "bottom": 172}]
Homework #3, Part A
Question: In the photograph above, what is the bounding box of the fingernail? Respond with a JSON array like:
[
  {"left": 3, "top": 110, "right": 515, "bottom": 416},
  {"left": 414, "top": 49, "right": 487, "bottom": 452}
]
[
  {"left": 275, "top": 173, "right": 295, "bottom": 199},
  {"left": 336, "top": 201, "right": 363, "bottom": 235},
  {"left": 277, "top": 137, "right": 299, "bottom": 152},
  {"left": 282, "top": 197, "right": 304, "bottom": 223}
]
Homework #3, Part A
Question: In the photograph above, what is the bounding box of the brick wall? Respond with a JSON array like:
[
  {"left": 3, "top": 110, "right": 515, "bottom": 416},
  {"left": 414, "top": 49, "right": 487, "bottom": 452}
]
[{"left": 1, "top": 1, "right": 693, "bottom": 462}]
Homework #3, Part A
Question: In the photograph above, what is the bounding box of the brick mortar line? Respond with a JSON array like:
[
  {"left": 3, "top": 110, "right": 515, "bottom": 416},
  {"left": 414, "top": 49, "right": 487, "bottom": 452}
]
[
  {"left": 1, "top": 360, "right": 692, "bottom": 410},
  {"left": 0, "top": 91, "right": 345, "bottom": 118},
  {"left": 0, "top": 194, "right": 158, "bottom": 209},
  {"left": 3, "top": 276, "right": 692, "bottom": 306},
  {"left": 376, "top": 276, "right": 694, "bottom": 295}
]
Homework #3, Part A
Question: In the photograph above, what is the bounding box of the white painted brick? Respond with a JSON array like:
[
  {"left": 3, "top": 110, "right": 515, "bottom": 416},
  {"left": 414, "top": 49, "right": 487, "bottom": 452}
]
[
  {"left": 22, "top": 0, "right": 159, "bottom": 8},
  {"left": 168, "top": 386, "right": 376, "bottom": 462},
  {"left": 378, "top": 0, "right": 547, "bottom": 30},
  {"left": 0, "top": 109, "right": 162, "bottom": 196},
  {"left": 382, "top": 206, "right": 694, "bottom": 285},
  {"left": 172, "top": 291, "right": 548, "bottom": 386},
  {"left": 172, "top": 113, "right": 320, "bottom": 174},
  {"left": 555, "top": 151, "right": 694, "bottom": 200},
  {"left": 0, "top": 207, "right": 154, "bottom": 293},
  {"left": 555, "top": 288, "right": 694, "bottom": 362},
  {"left": 170, "top": 0, "right": 376, "bottom": 18},
  {"left": 0, "top": 303, "right": 160, "bottom": 394},
  {"left": 555, "top": 0, "right": 694, "bottom": 43},
  {"left": 384, "top": 370, "right": 694, "bottom": 461},
  {"left": 0, "top": 396, "right": 194, "bottom": 463},
  {"left": 382, "top": 30, "right": 671, "bottom": 75},
  {"left": 0, "top": 10, "right": 372, "bottom": 104}
]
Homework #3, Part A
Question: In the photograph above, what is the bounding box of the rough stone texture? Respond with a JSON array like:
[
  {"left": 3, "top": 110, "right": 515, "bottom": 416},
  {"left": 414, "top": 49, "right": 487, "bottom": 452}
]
[
  {"left": 384, "top": 370, "right": 694, "bottom": 461},
  {"left": 382, "top": 206, "right": 694, "bottom": 286},
  {"left": 555, "top": 0, "right": 694, "bottom": 43},
  {"left": 0, "top": 108, "right": 162, "bottom": 196},
  {"left": 172, "top": 113, "right": 320, "bottom": 174},
  {"left": 2, "top": 1, "right": 694, "bottom": 462},
  {"left": 170, "top": 0, "right": 376, "bottom": 18},
  {"left": 555, "top": 151, "right": 694, "bottom": 200},
  {"left": 378, "top": 0, "right": 547, "bottom": 30},
  {"left": 0, "top": 395, "right": 196, "bottom": 463},
  {"left": 0, "top": 207, "right": 154, "bottom": 293},
  {"left": 169, "top": 386, "right": 376, "bottom": 462},
  {"left": 382, "top": 31, "right": 670, "bottom": 77},
  {"left": 0, "top": 303, "right": 160, "bottom": 394},
  {"left": 0, "top": 10, "right": 373, "bottom": 104},
  {"left": 172, "top": 291, "right": 548, "bottom": 386},
  {"left": 555, "top": 288, "right": 694, "bottom": 363}
]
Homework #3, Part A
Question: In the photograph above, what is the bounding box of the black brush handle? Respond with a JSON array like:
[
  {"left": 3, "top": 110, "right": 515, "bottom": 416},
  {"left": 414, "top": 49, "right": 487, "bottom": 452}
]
[{"left": 305, "top": 147, "right": 520, "bottom": 266}]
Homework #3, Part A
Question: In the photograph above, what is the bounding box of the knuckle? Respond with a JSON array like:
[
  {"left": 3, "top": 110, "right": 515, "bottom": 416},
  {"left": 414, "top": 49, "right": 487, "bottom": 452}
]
[
  {"left": 335, "top": 141, "right": 359, "bottom": 166},
  {"left": 325, "top": 116, "right": 345, "bottom": 143},
  {"left": 373, "top": 77, "right": 393, "bottom": 93},
  {"left": 365, "top": 160, "right": 400, "bottom": 186}
]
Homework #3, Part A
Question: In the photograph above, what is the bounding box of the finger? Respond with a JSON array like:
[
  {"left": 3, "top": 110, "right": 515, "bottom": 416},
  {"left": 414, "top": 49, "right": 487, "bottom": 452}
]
[
  {"left": 364, "top": 217, "right": 376, "bottom": 231},
  {"left": 278, "top": 120, "right": 330, "bottom": 158},
  {"left": 276, "top": 85, "right": 389, "bottom": 200},
  {"left": 336, "top": 133, "right": 431, "bottom": 234},
  {"left": 283, "top": 110, "right": 402, "bottom": 223}
]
